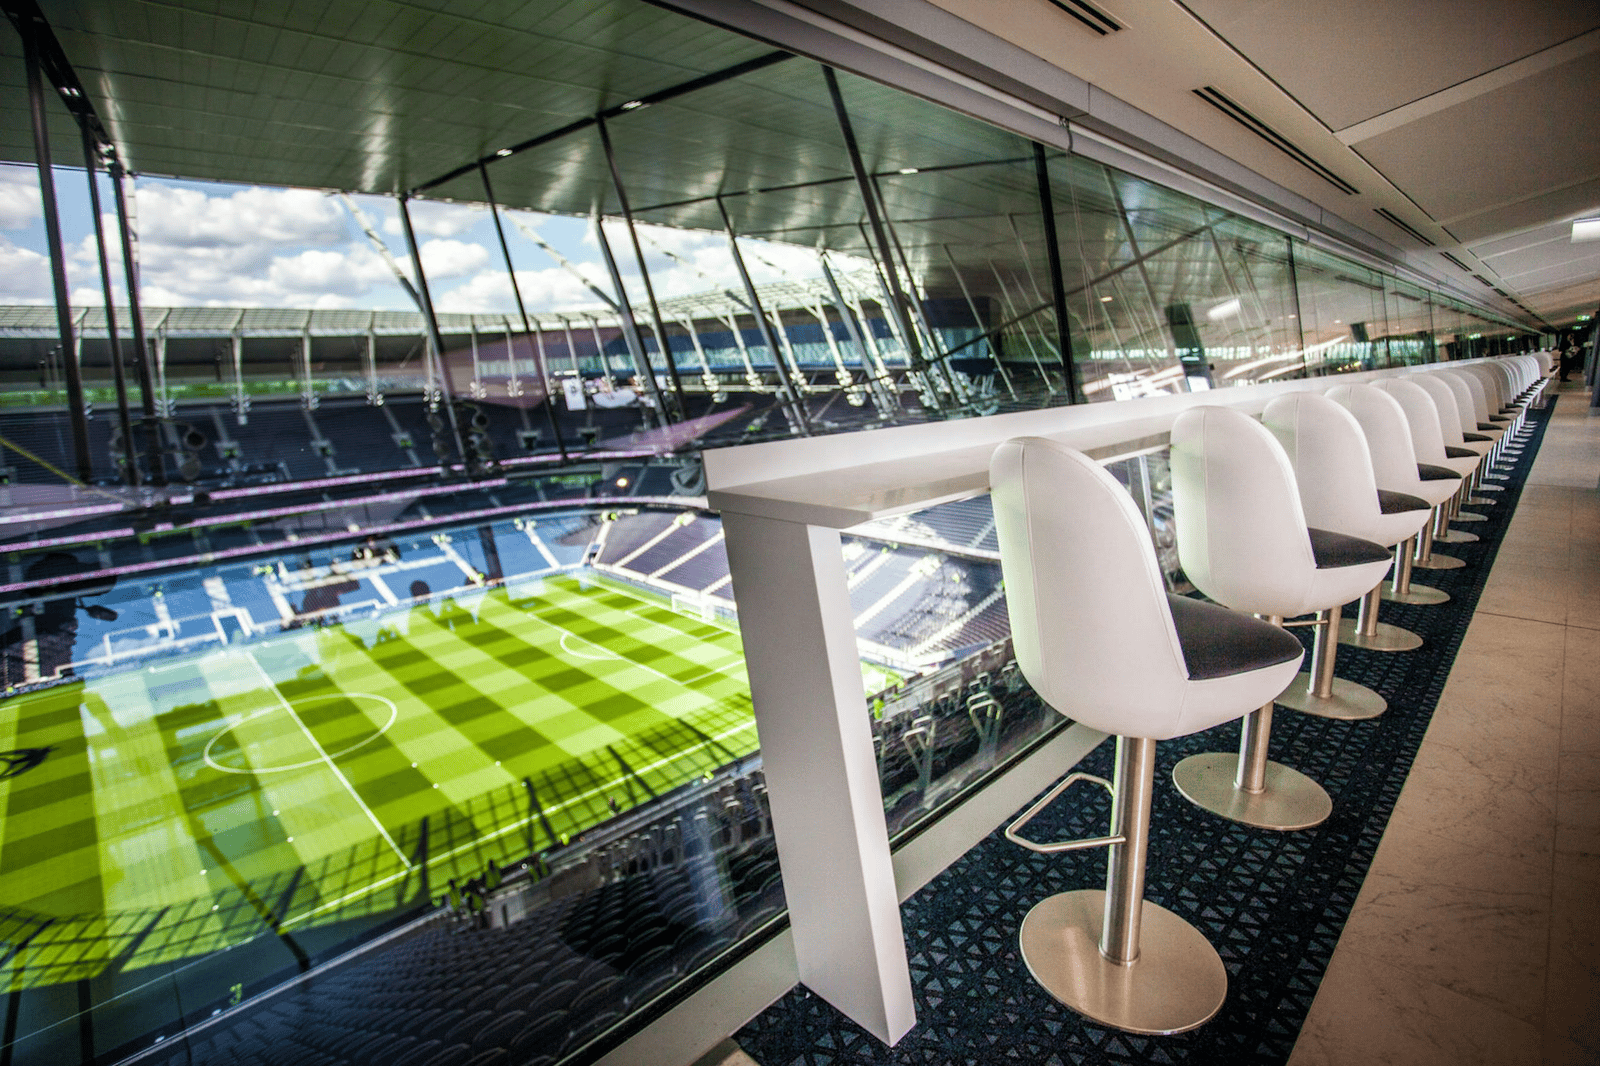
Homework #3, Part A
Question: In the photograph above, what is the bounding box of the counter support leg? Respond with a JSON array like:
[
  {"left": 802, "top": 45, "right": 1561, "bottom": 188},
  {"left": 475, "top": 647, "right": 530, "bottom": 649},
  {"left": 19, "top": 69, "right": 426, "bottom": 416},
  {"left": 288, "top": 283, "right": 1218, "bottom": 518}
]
[{"left": 721, "top": 511, "right": 916, "bottom": 1045}]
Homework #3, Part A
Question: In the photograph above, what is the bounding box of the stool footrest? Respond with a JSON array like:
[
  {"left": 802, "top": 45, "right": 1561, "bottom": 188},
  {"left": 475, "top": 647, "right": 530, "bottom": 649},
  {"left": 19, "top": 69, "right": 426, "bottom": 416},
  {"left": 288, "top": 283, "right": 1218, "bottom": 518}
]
[{"left": 1005, "top": 771, "right": 1123, "bottom": 854}]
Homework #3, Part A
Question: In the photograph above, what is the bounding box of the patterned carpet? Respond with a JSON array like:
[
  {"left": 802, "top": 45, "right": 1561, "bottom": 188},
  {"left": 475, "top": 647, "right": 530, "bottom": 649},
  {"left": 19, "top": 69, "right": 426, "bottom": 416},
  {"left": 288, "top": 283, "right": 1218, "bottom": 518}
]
[{"left": 737, "top": 397, "right": 1556, "bottom": 1066}]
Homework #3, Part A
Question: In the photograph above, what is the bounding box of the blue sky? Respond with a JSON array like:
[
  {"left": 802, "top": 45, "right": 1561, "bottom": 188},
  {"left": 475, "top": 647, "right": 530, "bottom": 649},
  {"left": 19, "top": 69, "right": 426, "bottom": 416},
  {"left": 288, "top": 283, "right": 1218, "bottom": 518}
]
[{"left": 0, "top": 163, "right": 851, "bottom": 316}]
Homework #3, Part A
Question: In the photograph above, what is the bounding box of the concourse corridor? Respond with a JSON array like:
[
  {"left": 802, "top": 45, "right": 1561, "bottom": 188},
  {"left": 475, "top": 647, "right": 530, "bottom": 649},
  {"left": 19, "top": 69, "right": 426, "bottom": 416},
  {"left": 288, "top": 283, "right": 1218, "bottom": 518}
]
[{"left": 1289, "top": 380, "right": 1600, "bottom": 1066}]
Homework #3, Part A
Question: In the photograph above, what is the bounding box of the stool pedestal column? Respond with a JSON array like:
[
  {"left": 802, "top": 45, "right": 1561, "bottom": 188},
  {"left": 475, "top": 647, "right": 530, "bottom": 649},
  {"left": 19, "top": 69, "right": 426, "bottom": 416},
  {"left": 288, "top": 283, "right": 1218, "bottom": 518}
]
[{"left": 1022, "top": 736, "right": 1227, "bottom": 1035}]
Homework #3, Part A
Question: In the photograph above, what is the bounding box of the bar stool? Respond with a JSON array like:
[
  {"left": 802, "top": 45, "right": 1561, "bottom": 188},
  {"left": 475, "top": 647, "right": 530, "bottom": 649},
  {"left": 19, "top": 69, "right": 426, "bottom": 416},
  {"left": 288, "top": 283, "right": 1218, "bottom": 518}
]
[
  {"left": 1373, "top": 379, "right": 1473, "bottom": 567},
  {"left": 1262, "top": 392, "right": 1431, "bottom": 659},
  {"left": 1411, "top": 373, "right": 1490, "bottom": 532},
  {"left": 1166, "top": 406, "right": 1390, "bottom": 829},
  {"left": 1432, "top": 370, "right": 1502, "bottom": 506},
  {"left": 991, "top": 436, "right": 1305, "bottom": 1034},
  {"left": 1457, "top": 365, "right": 1515, "bottom": 489},
  {"left": 1326, "top": 383, "right": 1459, "bottom": 600}
]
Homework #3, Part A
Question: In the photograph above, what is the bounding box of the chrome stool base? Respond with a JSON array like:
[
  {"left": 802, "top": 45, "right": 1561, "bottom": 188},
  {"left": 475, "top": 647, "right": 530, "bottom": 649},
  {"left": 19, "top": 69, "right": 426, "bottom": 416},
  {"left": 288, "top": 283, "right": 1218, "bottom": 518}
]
[
  {"left": 1414, "top": 552, "right": 1466, "bottom": 570},
  {"left": 1174, "top": 752, "right": 1332, "bottom": 831},
  {"left": 1436, "top": 528, "right": 1479, "bottom": 544},
  {"left": 1020, "top": 890, "right": 1226, "bottom": 1036},
  {"left": 1479, "top": 483, "right": 1505, "bottom": 492},
  {"left": 1467, "top": 496, "right": 1495, "bottom": 506},
  {"left": 1454, "top": 511, "right": 1488, "bottom": 522},
  {"left": 1275, "top": 672, "right": 1387, "bottom": 720},
  {"left": 1382, "top": 581, "right": 1449, "bottom": 605},
  {"left": 1338, "top": 616, "right": 1423, "bottom": 652}
]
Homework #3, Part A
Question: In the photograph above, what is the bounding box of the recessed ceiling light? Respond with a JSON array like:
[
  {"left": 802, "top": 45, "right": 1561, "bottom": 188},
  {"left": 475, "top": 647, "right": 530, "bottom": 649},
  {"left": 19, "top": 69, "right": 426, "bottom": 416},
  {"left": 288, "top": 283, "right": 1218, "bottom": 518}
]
[
  {"left": 897, "top": 168, "right": 919, "bottom": 175},
  {"left": 620, "top": 100, "right": 645, "bottom": 111},
  {"left": 1571, "top": 217, "right": 1600, "bottom": 242},
  {"left": 1100, "top": 296, "right": 1113, "bottom": 302},
  {"left": 495, "top": 148, "right": 512, "bottom": 157}
]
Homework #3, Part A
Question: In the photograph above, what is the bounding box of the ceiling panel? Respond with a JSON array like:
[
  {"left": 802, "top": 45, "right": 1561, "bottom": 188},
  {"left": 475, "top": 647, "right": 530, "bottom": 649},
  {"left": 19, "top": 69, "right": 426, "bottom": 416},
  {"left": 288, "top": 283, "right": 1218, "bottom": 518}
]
[
  {"left": 1178, "top": 0, "right": 1600, "bottom": 131},
  {"left": 1350, "top": 51, "right": 1600, "bottom": 224}
]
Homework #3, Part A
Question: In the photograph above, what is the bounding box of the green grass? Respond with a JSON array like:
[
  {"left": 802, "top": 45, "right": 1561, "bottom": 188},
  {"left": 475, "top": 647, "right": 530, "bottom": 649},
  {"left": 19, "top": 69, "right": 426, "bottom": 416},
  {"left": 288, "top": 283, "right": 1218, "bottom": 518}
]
[{"left": 0, "top": 575, "right": 762, "bottom": 988}]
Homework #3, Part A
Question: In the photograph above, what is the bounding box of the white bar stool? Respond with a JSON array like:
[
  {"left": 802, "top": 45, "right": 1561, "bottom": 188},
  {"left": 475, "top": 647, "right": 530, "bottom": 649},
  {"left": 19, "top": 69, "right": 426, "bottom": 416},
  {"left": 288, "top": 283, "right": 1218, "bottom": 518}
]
[
  {"left": 1262, "top": 392, "right": 1431, "bottom": 659},
  {"left": 1326, "top": 383, "right": 1459, "bottom": 600},
  {"left": 991, "top": 436, "right": 1305, "bottom": 1035},
  {"left": 1166, "top": 406, "right": 1391, "bottom": 829}
]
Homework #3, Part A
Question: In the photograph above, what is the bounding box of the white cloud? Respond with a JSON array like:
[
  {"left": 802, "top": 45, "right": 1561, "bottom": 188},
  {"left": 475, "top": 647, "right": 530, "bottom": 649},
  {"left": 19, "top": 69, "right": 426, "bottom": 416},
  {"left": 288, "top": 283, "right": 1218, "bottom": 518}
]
[
  {"left": 0, "top": 166, "right": 40, "bottom": 231},
  {"left": 382, "top": 199, "right": 484, "bottom": 239},
  {"left": 135, "top": 184, "right": 348, "bottom": 248},
  {"left": 420, "top": 238, "right": 488, "bottom": 280},
  {"left": 0, "top": 237, "right": 50, "bottom": 302},
  {"left": 435, "top": 267, "right": 611, "bottom": 315}
]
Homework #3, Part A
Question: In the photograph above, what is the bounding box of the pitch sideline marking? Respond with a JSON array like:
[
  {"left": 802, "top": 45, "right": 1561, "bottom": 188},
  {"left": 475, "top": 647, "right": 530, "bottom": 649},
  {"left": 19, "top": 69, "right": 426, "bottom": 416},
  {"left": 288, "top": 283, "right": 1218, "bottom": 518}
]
[
  {"left": 281, "top": 717, "right": 759, "bottom": 929},
  {"left": 242, "top": 653, "right": 411, "bottom": 868}
]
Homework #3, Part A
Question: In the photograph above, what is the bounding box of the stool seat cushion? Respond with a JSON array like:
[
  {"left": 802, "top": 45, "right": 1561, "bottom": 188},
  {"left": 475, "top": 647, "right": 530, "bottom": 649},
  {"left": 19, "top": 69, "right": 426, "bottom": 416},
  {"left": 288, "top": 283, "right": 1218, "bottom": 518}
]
[
  {"left": 1418, "top": 463, "right": 1459, "bottom": 481},
  {"left": 1308, "top": 527, "right": 1392, "bottom": 569},
  {"left": 1377, "top": 489, "right": 1430, "bottom": 515},
  {"left": 1168, "top": 594, "right": 1304, "bottom": 681},
  {"left": 1462, "top": 432, "right": 1494, "bottom": 443},
  {"left": 1444, "top": 445, "right": 1478, "bottom": 459}
]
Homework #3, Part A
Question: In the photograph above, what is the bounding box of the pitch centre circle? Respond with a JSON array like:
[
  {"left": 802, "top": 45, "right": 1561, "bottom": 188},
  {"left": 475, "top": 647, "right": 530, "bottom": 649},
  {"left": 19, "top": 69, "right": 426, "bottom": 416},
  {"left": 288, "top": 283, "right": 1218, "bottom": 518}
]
[{"left": 204, "top": 693, "right": 398, "bottom": 775}]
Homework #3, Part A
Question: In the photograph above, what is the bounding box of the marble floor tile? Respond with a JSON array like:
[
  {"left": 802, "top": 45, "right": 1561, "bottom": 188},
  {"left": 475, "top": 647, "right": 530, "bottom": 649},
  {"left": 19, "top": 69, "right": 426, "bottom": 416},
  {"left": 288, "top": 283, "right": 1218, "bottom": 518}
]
[
  {"left": 1433, "top": 614, "right": 1566, "bottom": 722},
  {"left": 1555, "top": 752, "right": 1599, "bottom": 856},
  {"left": 1561, "top": 628, "right": 1600, "bottom": 754},
  {"left": 1544, "top": 851, "right": 1600, "bottom": 1066},
  {"left": 1288, "top": 945, "right": 1541, "bottom": 1066},
  {"left": 1477, "top": 561, "right": 1571, "bottom": 626},
  {"left": 1388, "top": 742, "right": 1557, "bottom": 861},
  {"left": 1333, "top": 853, "right": 1553, "bottom": 1026}
]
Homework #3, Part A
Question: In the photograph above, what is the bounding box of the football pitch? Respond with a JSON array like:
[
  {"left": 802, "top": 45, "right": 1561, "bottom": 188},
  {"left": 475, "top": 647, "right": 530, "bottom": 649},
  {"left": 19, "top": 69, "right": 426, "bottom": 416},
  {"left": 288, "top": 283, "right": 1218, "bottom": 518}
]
[{"left": 0, "top": 575, "right": 780, "bottom": 986}]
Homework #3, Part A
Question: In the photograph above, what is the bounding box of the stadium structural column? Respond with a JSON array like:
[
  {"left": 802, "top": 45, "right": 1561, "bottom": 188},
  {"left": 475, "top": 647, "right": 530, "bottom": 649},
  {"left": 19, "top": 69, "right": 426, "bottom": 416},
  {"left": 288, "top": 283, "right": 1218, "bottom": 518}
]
[
  {"left": 477, "top": 161, "right": 568, "bottom": 461},
  {"left": 719, "top": 510, "right": 914, "bottom": 1045},
  {"left": 596, "top": 113, "right": 687, "bottom": 421},
  {"left": 22, "top": 27, "right": 91, "bottom": 484},
  {"left": 822, "top": 66, "right": 928, "bottom": 381},
  {"left": 591, "top": 211, "right": 671, "bottom": 428},
  {"left": 397, "top": 195, "right": 470, "bottom": 470},
  {"left": 80, "top": 126, "right": 138, "bottom": 485},
  {"left": 1032, "top": 143, "right": 1081, "bottom": 405},
  {"left": 716, "top": 196, "right": 810, "bottom": 435},
  {"left": 108, "top": 160, "right": 162, "bottom": 484},
  {"left": 1286, "top": 237, "right": 1310, "bottom": 374}
]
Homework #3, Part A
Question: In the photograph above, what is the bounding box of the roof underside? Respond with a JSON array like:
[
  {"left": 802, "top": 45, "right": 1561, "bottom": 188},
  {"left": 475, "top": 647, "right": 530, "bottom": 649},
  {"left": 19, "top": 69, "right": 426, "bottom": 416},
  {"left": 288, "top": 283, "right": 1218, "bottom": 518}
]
[{"left": 0, "top": 0, "right": 1526, "bottom": 339}]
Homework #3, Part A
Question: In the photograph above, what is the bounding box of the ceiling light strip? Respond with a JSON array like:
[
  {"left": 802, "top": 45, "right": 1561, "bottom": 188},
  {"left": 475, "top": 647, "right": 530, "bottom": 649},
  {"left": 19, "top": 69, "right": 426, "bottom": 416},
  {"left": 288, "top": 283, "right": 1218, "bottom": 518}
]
[{"left": 1191, "top": 86, "right": 1359, "bottom": 196}]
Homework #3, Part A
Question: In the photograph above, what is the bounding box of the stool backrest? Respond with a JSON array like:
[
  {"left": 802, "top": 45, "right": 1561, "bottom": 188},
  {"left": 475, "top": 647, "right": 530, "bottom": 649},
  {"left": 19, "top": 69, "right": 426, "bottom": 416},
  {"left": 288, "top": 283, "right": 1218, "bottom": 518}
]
[
  {"left": 1460, "top": 364, "right": 1506, "bottom": 412},
  {"left": 1375, "top": 379, "right": 1449, "bottom": 464},
  {"left": 1170, "top": 405, "right": 1317, "bottom": 618},
  {"left": 1453, "top": 369, "right": 1494, "bottom": 427},
  {"left": 1261, "top": 391, "right": 1381, "bottom": 542},
  {"left": 1413, "top": 374, "right": 1471, "bottom": 448},
  {"left": 1325, "top": 383, "right": 1424, "bottom": 494},
  {"left": 1433, "top": 371, "right": 1486, "bottom": 436},
  {"left": 990, "top": 436, "right": 1189, "bottom": 735}
]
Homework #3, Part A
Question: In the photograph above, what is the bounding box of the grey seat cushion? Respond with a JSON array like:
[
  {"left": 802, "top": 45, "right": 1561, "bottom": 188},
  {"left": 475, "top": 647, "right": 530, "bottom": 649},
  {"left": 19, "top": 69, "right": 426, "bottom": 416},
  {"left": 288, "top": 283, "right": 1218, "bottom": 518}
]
[
  {"left": 1167, "top": 594, "right": 1304, "bottom": 681},
  {"left": 1377, "top": 489, "right": 1429, "bottom": 515},
  {"left": 1417, "top": 463, "right": 1459, "bottom": 481},
  {"left": 1307, "top": 527, "right": 1391, "bottom": 569}
]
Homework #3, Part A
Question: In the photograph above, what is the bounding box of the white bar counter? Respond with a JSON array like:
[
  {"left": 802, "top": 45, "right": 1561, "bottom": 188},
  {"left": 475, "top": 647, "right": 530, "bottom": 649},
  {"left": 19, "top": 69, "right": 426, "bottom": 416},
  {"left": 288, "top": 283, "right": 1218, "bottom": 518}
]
[{"left": 701, "top": 363, "right": 1458, "bottom": 1044}]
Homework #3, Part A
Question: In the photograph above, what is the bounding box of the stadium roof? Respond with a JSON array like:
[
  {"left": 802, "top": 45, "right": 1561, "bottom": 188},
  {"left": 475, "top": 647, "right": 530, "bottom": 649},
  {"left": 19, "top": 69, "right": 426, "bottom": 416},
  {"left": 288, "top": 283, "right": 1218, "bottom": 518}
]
[{"left": 0, "top": 0, "right": 1570, "bottom": 328}]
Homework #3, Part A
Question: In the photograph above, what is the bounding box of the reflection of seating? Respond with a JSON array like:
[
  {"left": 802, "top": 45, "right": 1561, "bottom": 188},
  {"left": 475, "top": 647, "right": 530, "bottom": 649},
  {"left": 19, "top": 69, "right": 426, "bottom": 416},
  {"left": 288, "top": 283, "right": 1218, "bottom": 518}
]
[
  {"left": 990, "top": 436, "right": 1304, "bottom": 1034},
  {"left": 1262, "top": 392, "right": 1431, "bottom": 659},
  {"left": 1167, "top": 406, "right": 1390, "bottom": 828}
]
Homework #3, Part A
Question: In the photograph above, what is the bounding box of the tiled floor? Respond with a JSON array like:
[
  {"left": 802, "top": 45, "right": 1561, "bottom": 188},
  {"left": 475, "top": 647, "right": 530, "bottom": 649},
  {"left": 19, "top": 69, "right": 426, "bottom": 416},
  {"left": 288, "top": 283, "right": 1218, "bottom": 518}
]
[{"left": 1288, "top": 380, "right": 1600, "bottom": 1066}]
